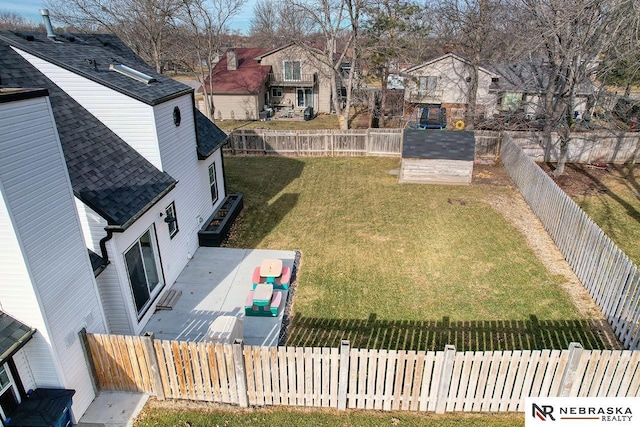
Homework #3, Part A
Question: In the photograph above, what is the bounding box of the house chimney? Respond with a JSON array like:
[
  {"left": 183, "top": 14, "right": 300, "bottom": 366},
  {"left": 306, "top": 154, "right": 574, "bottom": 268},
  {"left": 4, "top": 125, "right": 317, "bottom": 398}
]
[
  {"left": 442, "top": 44, "right": 456, "bottom": 54},
  {"left": 227, "top": 50, "right": 238, "bottom": 71},
  {"left": 39, "top": 9, "right": 57, "bottom": 41}
]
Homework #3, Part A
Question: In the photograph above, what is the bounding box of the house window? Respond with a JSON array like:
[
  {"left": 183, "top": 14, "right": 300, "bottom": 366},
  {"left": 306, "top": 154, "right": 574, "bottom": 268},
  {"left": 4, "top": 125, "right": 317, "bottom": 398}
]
[
  {"left": 0, "top": 364, "right": 20, "bottom": 422},
  {"left": 165, "top": 203, "right": 178, "bottom": 238},
  {"left": 419, "top": 76, "right": 437, "bottom": 92},
  {"left": 124, "top": 227, "right": 162, "bottom": 317},
  {"left": 271, "top": 87, "right": 283, "bottom": 98},
  {"left": 284, "top": 61, "right": 301, "bottom": 81},
  {"left": 501, "top": 92, "right": 523, "bottom": 111},
  {"left": 208, "top": 163, "right": 218, "bottom": 205}
]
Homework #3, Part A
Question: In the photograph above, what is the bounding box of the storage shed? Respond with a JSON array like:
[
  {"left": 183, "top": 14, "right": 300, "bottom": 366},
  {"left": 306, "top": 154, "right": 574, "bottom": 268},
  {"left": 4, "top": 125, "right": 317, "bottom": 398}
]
[{"left": 399, "top": 130, "right": 475, "bottom": 185}]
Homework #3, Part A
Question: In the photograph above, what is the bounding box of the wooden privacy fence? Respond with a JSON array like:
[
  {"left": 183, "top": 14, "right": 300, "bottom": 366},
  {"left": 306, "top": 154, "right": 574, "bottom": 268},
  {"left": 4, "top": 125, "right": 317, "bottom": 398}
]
[
  {"left": 224, "top": 129, "right": 403, "bottom": 157},
  {"left": 84, "top": 333, "right": 640, "bottom": 412},
  {"left": 500, "top": 133, "right": 640, "bottom": 350},
  {"left": 224, "top": 129, "right": 503, "bottom": 159}
]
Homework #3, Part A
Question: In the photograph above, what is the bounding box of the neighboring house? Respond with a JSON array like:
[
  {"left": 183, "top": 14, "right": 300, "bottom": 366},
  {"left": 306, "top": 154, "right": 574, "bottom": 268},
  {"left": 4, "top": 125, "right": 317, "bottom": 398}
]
[
  {"left": 201, "top": 44, "right": 341, "bottom": 120},
  {"left": 199, "top": 47, "right": 272, "bottom": 121},
  {"left": 489, "top": 61, "right": 596, "bottom": 120},
  {"left": 402, "top": 52, "right": 500, "bottom": 126},
  {"left": 402, "top": 52, "right": 597, "bottom": 127},
  {"left": 0, "top": 28, "right": 228, "bottom": 423}
]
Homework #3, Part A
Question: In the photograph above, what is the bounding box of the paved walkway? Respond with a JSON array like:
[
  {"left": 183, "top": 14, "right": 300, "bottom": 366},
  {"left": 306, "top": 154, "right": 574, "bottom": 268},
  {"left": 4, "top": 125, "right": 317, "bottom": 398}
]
[{"left": 77, "top": 392, "right": 148, "bottom": 427}]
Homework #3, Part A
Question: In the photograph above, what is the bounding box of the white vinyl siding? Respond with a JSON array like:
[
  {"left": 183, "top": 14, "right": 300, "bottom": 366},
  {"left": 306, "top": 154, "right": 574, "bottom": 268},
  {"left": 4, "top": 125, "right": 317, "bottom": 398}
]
[
  {"left": 0, "top": 96, "right": 106, "bottom": 419},
  {"left": 13, "top": 48, "right": 162, "bottom": 169},
  {"left": 75, "top": 199, "right": 108, "bottom": 254}
]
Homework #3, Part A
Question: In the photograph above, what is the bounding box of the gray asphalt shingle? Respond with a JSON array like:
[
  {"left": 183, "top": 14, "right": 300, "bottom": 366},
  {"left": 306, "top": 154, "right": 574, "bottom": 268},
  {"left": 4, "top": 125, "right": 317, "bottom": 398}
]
[
  {"left": 402, "top": 130, "right": 476, "bottom": 161},
  {"left": 0, "top": 38, "right": 177, "bottom": 228}
]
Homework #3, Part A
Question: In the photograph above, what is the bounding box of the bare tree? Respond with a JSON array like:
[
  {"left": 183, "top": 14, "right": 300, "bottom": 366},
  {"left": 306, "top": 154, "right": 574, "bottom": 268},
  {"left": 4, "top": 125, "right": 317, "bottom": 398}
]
[
  {"left": 285, "top": 0, "right": 353, "bottom": 121},
  {"left": 0, "top": 10, "right": 41, "bottom": 30},
  {"left": 362, "top": 0, "right": 426, "bottom": 127},
  {"left": 520, "top": 0, "right": 635, "bottom": 175},
  {"left": 48, "top": 0, "right": 181, "bottom": 73},
  {"left": 427, "top": 0, "right": 512, "bottom": 128},
  {"left": 176, "top": 0, "right": 243, "bottom": 119},
  {"left": 340, "top": 0, "right": 368, "bottom": 129}
]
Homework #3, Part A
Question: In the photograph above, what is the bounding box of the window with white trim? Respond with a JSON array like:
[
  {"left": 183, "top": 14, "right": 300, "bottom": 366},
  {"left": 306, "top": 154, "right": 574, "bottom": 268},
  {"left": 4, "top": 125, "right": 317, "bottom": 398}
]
[
  {"left": 284, "top": 61, "right": 301, "bottom": 81},
  {"left": 208, "top": 163, "right": 218, "bottom": 205},
  {"left": 165, "top": 202, "right": 178, "bottom": 238}
]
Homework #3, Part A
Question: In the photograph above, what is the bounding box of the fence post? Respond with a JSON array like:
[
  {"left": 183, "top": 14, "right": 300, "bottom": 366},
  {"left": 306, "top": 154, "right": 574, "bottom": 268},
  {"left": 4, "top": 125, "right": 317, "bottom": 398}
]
[
  {"left": 435, "top": 345, "right": 456, "bottom": 414},
  {"left": 232, "top": 339, "right": 249, "bottom": 407},
  {"left": 241, "top": 131, "right": 247, "bottom": 155},
  {"left": 558, "top": 342, "right": 583, "bottom": 397},
  {"left": 77, "top": 328, "right": 99, "bottom": 395},
  {"left": 337, "top": 339, "right": 350, "bottom": 410},
  {"left": 142, "top": 332, "right": 165, "bottom": 400}
]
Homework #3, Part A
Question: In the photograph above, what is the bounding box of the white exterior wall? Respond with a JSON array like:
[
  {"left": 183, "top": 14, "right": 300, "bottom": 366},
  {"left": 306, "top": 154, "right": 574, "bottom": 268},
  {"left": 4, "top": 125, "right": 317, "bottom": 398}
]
[
  {"left": 154, "top": 96, "right": 222, "bottom": 282},
  {"left": 0, "top": 95, "right": 106, "bottom": 420},
  {"left": 13, "top": 48, "right": 162, "bottom": 169},
  {"left": 12, "top": 49, "right": 226, "bottom": 337},
  {"left": 75, "top": 199, "right": 108, "bottom": 253},
  {"left": 12, "top": 347, "right": 36, "bottom": 392}
]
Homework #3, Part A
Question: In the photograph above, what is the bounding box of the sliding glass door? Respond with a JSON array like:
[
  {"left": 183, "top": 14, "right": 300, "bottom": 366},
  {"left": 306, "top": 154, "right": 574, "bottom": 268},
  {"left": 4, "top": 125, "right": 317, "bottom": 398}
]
[{"left": 125, "top": 227, "right": 162, "bottom": 316}]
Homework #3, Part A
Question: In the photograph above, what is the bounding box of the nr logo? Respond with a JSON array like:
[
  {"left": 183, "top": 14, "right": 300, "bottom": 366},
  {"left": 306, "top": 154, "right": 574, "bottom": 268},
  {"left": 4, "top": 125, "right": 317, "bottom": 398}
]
[{"left": 533, "top": 403, "right": 556, "bottom": 421}]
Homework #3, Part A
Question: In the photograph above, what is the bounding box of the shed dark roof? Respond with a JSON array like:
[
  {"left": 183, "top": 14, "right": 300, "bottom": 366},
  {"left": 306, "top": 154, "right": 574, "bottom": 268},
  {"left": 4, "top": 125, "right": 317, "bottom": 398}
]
[
  {"left": 0, "top": 38, "right": 177, "bottom": 229},
  {"left": 0, "top": 31, "right": 192, "bottom": 105},
  {"left": 0, "top": 312, "right": 36, "bottom": 364},
  {"left": 195, "top": 109, "right": 228, "bottom": 158},
  {"left": 402, "top": 130, "right": 475, "bottom": 161}
]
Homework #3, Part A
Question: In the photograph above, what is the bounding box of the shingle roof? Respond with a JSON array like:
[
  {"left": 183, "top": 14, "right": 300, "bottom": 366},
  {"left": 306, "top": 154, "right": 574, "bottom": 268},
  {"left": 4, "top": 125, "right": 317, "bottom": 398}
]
[
  {"left": 195, "top": 109, "right": 228, "bottom": 158},
  {"left": 489, "top": 62, "right": 595, "bottom": 95},
  {"left": 402, "top": 130, "right": 475, "bottom": 161},
  {"left": 0, "top": 31, "right": 192, "bottom": 105},
  {"left": 0, "top": 38, "right": 177, "bottom": 229},
  {"left": 201, "top": 48, "right": 272, "bottom": 94},
  {"left": 0, "top": 311, "right": 35, "bottom": 364},
  {"left": 88, "top": 249, "right": 106, "bottom": 277}
]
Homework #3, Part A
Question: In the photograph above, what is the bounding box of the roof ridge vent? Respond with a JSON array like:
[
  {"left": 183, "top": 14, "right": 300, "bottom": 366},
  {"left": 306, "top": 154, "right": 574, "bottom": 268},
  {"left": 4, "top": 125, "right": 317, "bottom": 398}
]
[
  {"left": 61, "top": 33, "right": 76, "bottom": 42},
  {"left": 109, "top": 63, "right": 157, "bottom": 84},
  {"left": 14, "top": 31, "right": 35, "bottom": 41}
]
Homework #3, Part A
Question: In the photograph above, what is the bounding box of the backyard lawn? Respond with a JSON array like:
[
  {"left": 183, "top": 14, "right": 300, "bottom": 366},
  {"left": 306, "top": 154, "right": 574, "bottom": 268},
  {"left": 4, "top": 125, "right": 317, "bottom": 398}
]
[
  {"left": 224, "top": 157, "right": 608, "bottom": 351},
  {"left": 135, "top": 403, "right": 524, "bottom": 426}
]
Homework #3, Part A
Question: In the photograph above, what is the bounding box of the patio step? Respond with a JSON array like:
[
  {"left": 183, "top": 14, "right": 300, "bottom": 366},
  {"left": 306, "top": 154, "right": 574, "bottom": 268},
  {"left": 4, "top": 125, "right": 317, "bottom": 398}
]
[{"left": 156, "top": 289, "right": 182, "bottom": 310}]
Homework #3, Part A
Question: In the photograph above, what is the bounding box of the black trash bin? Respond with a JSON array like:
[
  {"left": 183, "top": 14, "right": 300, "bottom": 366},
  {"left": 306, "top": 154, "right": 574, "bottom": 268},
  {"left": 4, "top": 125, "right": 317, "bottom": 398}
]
[
  {"left": 7, "top": 388, "right": 75, "bottom": 427},
  {"left": 303, "top": 106, "right": 314, "bottom": 121}
]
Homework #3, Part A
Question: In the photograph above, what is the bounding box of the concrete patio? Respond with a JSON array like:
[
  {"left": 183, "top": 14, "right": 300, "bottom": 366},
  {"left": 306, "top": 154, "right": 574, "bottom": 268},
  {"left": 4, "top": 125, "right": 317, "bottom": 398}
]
[{"left": 143, "top": 247, "right": 297, "bottom": 346}]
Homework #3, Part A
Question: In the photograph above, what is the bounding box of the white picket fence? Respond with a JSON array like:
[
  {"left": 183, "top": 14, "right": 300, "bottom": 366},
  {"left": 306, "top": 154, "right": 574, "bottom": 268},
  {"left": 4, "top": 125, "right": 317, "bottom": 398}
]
[
  {"left": 501, "top": 133, "right": 640, "bottom": 350},
  {"left": 85, "top": 334, "right": 640, "bottom": 413}
]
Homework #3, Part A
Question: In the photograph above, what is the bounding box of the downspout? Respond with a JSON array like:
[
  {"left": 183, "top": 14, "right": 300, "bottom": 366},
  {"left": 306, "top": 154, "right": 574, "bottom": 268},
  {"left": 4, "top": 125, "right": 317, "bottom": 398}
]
[{"left": 98, "top": 229, "right": 114, "bottom": 268}]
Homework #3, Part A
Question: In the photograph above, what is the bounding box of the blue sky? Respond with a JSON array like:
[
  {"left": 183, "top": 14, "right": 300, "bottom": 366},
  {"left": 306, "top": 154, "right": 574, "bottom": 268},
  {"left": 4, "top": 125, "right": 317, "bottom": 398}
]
[{"left": 1, "top": 0, "right": 256, "bottom": 33}]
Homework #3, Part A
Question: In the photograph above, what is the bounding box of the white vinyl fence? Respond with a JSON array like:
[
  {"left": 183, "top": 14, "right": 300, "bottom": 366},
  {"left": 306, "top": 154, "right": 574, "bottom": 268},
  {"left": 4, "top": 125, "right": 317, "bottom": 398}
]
[{"left": 501, "top": 133, "right": 640, "bottom": 350}]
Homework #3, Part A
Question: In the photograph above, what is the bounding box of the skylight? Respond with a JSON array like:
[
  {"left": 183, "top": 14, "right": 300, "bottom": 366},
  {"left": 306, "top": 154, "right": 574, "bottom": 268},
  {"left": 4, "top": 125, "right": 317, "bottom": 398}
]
[{"left": 109, "top": 64, "right": 156, "bottom": 84}]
